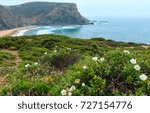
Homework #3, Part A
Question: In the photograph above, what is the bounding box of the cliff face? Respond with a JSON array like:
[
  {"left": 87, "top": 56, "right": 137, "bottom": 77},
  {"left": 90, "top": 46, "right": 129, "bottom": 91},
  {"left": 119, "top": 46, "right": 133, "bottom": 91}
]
[
  {"left": 0, "top": 5, "right": 22, "bottom": 30},
  {"left": 0, "top": 2, "right": 89, "bottom": 30}
]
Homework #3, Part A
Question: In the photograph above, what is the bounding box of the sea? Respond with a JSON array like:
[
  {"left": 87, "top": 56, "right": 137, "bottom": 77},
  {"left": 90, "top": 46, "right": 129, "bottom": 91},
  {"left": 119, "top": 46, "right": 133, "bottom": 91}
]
[{"left": 16, "top": 17, "right": 150, "bottom": 44}]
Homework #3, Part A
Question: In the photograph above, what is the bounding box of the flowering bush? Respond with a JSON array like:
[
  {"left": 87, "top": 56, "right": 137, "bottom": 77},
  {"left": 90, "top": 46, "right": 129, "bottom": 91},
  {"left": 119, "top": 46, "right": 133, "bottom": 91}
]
[
  {"left": 54, "top": 48, "right": 149, "bottom": 96},
  {"left": 0, "top": 35, "right": 149, "bottom": 96}
]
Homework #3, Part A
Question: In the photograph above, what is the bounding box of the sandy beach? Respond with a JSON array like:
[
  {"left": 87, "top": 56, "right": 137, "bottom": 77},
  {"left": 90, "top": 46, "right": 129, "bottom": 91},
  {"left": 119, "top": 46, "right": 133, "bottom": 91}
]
[{"left": 0, "top": 26, "right": 37, "bottom": 38}]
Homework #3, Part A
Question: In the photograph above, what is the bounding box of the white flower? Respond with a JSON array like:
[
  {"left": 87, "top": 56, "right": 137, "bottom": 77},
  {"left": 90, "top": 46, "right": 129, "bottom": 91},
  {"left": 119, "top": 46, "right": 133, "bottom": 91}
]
[
  {"left": 34, "top": 62, "right": 38, "bottom": 65},
  {"left": 123, "top": 50, "right": 130, "bottom": 54},
  {"left": 44, "top": 52, "right": 47, "bottom": 55},
  {"left": 68, "top": 92, "right": 72, "bottom": 96},
  {"left": 100, "top": 57, "right": 105, "bottom": 62},
  {"left": 61, "top": 89, "right": 67, "bottom": 96},
  {"left": 69, "top": 85, "right": 76, "bottom": 91},
  {"left": 139, "top": 74, "right": 148, "bottom": 81},
  {"left": 54, "top": 50, "right": 57, "bottom": 53},
  {"left": 25, "top": 64, "right": 30, "bottom": 68},
  {"left": 83, "top": 65, "right": 87, "bottom": 70},
  {"left": 130, "top": 58, "right": 137, "bottom": 64},
  {"left": 92, "top": 57, "right": 98, "bottom": 61},
  {"left": 82, "top": 83, "right": 85, "bottom": 87},
  {"left": 67, "top": 48, "right": 71, "bottom": 50},
  {"left": 134, "top": 65, "right": 141, "bottom": 71},
  {"left": 75, "top": 79, "right": 80, "bottom": 84}
]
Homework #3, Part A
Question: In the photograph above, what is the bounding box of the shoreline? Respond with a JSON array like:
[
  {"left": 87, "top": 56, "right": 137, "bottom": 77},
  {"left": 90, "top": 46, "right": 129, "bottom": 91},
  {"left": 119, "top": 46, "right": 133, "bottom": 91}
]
[
  {"left": 0, "top": 26, "right": 149, "bottom": 48},
  {"left": 0, "top": 26, "right": 38, "bottom": 38}
]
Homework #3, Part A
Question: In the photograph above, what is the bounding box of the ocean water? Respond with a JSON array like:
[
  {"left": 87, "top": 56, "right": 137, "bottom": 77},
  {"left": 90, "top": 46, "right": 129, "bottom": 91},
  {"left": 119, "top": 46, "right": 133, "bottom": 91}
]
[{"left": 18, "top": 17, "right": 150, "bottom": 44}]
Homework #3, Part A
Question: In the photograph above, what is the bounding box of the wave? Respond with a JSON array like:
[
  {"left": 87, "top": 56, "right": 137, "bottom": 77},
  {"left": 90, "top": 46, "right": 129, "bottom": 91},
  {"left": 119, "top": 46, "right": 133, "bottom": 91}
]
[{"left": 15, "top": 29, "right": 29, "bottom": 36}]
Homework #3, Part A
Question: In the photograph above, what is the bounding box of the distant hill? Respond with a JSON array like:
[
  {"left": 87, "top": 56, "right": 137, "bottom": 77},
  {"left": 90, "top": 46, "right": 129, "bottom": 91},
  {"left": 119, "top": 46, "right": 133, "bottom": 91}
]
[{"left": 0, "top": 2, "right": 89, "bottom": 30}]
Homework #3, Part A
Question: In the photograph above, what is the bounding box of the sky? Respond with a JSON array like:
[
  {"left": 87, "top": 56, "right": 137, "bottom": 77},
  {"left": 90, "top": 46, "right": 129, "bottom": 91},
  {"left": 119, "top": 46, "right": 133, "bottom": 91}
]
[{"left": 0, "top": 0, "right": 150, "bottom": 19}]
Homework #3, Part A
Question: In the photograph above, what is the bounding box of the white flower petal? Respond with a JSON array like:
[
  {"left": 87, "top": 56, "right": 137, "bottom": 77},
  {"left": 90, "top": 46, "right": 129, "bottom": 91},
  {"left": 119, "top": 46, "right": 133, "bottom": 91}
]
[
  {"left": 100, "top": 57, "right": 105, "bottom": 62},
  {"left": 68, "top": 92, "right": 72, "bottom": 96},
  {"left": 92, "top": 57, "right": 98, "bottom": 61},
  {"left": 83, "top": 65, "right": 87, "bottom": 70},
  {"left": 44, "top": 52, "right": 47, "bottom": 55},
  {"left": 34, "top": 62, "right": 38, "bottom": 65},
  {"left": 82, "top": 83, "right": 85, "bottom": 87},
  {"left": 139, "top": 74, "right": 148, "bottom": 81},
  {"left": 69, "top": 86, "right": 76, "bottom": 91},
  {"left": 54, "top": 50, "right": 57, "bottom": 53},
  {"left": 130, "top": 58, "right": 137, "bottom": 64},
  {"left": 61, "top": 89, "right": 67, "bottom": 96},
  {"left": 123, "top": 50, "right": 130, "bottom": 54},
  {"left": 134, "top": 65, "right": 141, "bottom": 71},
  {"left": 25, "top": 64, "right": 30, "bottom": 68}
]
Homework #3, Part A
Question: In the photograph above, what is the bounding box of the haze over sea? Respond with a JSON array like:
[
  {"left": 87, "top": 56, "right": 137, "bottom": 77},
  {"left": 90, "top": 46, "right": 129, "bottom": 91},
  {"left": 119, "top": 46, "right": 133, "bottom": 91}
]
[{"left": 17, "top": 17, "right": 150, "bottom": 44}]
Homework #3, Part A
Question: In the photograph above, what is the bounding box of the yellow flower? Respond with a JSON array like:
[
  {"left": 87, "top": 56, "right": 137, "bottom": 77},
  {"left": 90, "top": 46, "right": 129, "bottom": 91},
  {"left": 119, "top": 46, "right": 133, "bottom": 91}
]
[{"left": 75, "top": 79, "right": 80, "bottom": 84}]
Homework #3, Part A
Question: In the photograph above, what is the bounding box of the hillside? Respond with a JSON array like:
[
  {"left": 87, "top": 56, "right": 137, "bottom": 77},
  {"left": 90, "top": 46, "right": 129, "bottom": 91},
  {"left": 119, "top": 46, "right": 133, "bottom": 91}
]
[
  {"left": 0, "top": 5, "right": 22, "bottom": 29},
  {"left": 0, "top": 35, "right": 149, "bottom": 96},
  {"left": 0, "top": 2, "right": 89, "bottom": 30}
]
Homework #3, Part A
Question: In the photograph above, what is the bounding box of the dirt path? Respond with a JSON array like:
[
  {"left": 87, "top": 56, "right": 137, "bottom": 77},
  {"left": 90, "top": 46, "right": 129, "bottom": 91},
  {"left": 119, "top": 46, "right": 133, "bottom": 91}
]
[
  {"left": 0, "top": 49, "right": 22, "bottom": 88},
  {"left": 0, "top": 76, "right": 6, "bottom": 88}
]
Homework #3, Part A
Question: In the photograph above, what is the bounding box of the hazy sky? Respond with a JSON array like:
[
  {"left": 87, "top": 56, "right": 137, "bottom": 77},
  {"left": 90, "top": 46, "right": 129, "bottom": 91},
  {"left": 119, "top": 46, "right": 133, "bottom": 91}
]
[{"left": 0, "top": 0, "right": 150, "bottom": 18}]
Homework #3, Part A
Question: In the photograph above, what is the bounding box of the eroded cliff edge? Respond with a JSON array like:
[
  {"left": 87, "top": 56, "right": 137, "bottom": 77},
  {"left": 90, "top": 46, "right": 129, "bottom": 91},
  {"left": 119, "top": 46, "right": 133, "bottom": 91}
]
[{"left": 0, "top": 2, "right": 89, "bottom": 30}]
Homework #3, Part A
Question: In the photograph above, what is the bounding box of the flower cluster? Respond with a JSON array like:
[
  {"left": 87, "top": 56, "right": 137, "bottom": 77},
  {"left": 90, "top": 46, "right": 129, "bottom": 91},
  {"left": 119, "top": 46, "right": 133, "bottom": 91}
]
[
  {"left": 61, "top": 85, "right": 76, "bottom": 96},
  {"left": 67, "top": 48, "right": 72, "bottom": 50},
  {"left": 61, "top": 78, "right": 86, "bottom": 96},
  {"left": 128, "top": 51, "right": 148, "bottom": 81},
  {"left": 92, "top": 56, "right": 105, "bottom": 62}
]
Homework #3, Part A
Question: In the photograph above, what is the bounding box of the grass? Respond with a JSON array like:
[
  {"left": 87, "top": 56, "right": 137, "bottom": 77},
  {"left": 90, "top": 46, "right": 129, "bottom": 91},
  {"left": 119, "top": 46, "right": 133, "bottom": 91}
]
[
  {"left": 0, "top": 51, "right": 15, "bottom": 67},
  {"left": 0, "top": 34, "right": 149, "bottom": 96}
]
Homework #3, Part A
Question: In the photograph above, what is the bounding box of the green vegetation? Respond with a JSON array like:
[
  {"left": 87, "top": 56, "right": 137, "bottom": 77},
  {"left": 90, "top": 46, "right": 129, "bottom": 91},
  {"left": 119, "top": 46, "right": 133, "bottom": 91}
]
[
  {"left": 0, "top": 51, "right": 15, "bottom": 67},
  {"left": 0, "top": 34, "right": 149, "bottom": 96}
]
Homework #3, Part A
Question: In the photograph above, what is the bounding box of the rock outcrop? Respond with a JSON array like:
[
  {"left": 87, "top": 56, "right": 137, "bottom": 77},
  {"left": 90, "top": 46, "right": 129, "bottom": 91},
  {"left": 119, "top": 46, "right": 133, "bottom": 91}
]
[{"left": 0, "top": 2, "right": 89, "bottom": 30}]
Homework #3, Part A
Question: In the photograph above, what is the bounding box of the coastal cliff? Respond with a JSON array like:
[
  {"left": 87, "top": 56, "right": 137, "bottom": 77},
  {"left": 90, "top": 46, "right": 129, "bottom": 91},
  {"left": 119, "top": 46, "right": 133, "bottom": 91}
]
[
  {"left": 0, "top": 5, "right": 22, "bottom": 29},
  {"left": 0, "top": 2, "right": 89, "bottom": 30}
]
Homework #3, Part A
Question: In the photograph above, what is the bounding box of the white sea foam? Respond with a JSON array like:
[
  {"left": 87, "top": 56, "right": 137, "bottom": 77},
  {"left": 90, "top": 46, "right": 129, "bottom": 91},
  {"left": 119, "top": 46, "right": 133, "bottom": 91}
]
[
  {"left": 37, "top": 29, "right": 54, "bottom": 35},
  {"left": 14, "top": 29, "right": 29, "bottom": 36},
  {"left": 61, "top": 25, "right": 81, "bottom": 30},
  {"left": 14, "top": 27, "right": 41, "bottom": 36},
  {"left": 62, "top": 26, "right": 76, "bottom": 29}
]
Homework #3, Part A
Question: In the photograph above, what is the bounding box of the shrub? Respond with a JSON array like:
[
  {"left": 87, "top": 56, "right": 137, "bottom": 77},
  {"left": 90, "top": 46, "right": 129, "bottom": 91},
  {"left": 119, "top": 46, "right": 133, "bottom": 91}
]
[
  {"left": 19, "top": 47, "right": 49, "bottom": 61},
  {"left": 1, "top": 81, "right": 51, "bottom": 96},
  {"left": 57, "top": 48, "right": 149, "bottom": 96},
  {"left": 40, "top": 50, "right": 81, "bottom": 71},
  {"left": 15, "top": 61, "right": 53, "bottom": 81}
]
